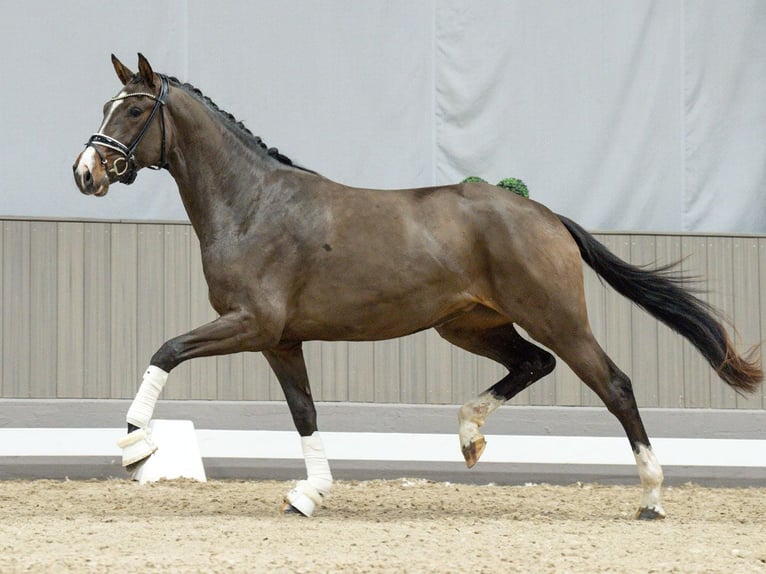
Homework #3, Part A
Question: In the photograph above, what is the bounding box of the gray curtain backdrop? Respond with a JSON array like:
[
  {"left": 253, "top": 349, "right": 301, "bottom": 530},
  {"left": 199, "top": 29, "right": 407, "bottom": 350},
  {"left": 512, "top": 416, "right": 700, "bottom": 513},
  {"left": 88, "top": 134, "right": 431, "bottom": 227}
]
[{"left": 2, "top": 0, "right": 764, "bottom": 232}]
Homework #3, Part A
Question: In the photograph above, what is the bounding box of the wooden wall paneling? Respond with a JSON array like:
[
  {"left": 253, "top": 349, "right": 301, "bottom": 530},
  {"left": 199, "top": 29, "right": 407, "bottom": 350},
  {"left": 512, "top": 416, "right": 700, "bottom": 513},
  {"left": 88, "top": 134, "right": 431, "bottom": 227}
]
[
  {"left": 399, "top": 333, "right": 427, "bottom": 404},
  {"left": 3, "top": 221, "right": 31, "bottom": 397},
  {"left": 373, "top": 340, "right": 400, "bottom": 403},
  {"left": 425, "top": 329, "right": 452, "bottom": 404},
  {"left": 321, "top": 340, "right": 349, "bottom": 402},
  {"left": 655, "top": 236, "right": 685, "bottom": 407},
  {"left": 162, "top": 225, "right": 192, "bottom": 399},
  {"left": 759, "top": 238, "right": 766, "bottom": 409},
  {"left": 29, "top": 222, "right": 58, "bottom": 398},
  {"left": 109, "top": 223, "right": 138, "bottom": 398},
  {"left": 348, "top": 341, "right": 375, "bottom": 402},
  {"left": 216, "top": 352, "right": 245, "bottom": 400},
  {"left": 680, "top": 236, "right": 712, "bottom": 407},
  {"left": 629, "top": 235, "right": 659, "bottom": 407},
  {"left": 1, "top": 219, "right": 764, "bottom": 411},
  {"left": 56, "top": 222, "right": 84, "bottom": 398},
  {"left": 242, "top": 351, "right": 274, "bottom": 401},
  {"left": 0, "top": 222, "right": 3, "bottom": 394},
  {"left": 707, "top": 237, "right": 737, "bottom": 408},
  {"left": 83, "top": 222, "right": 111, "bottom": 397},
  {"left": 450, "top": 342, "right": 477, "bottom": 406},
  {"left": 135, "top": 224, "right": 165, "bottom": 384},
  {"left": 732, "top": 237, "right": 763, "bottom": 409},
  {"left": 551, "top": 360, "right": 580, "bottom": 406}
]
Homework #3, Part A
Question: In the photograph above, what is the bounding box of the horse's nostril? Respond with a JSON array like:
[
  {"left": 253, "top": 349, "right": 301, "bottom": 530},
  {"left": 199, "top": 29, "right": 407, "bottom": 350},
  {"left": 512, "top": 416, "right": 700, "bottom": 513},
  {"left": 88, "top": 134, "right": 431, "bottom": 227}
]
[{"left": 84, "top": 169, "right": 92, "bottom": 184}]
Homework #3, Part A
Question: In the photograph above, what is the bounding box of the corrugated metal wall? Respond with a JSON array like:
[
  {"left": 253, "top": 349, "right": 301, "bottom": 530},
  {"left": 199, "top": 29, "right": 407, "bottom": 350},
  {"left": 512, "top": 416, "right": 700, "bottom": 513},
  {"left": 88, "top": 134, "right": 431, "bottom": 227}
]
[{"left": 1, "top": 218, "right": 763, "bottom": 409}]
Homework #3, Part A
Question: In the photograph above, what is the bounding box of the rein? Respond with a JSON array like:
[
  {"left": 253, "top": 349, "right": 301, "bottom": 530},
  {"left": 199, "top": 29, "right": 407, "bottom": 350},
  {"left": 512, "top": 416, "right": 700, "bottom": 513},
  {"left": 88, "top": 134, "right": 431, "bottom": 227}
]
[{"left": 85, "top": 74, "right": 169, "bottom": 184}]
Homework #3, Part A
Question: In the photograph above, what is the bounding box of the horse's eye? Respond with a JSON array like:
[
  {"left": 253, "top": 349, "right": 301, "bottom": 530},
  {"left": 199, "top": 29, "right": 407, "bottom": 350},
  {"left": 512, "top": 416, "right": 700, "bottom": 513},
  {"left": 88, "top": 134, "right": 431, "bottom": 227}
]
[{"left": 129, "top": 107, "right": 142, "bottom": 118}]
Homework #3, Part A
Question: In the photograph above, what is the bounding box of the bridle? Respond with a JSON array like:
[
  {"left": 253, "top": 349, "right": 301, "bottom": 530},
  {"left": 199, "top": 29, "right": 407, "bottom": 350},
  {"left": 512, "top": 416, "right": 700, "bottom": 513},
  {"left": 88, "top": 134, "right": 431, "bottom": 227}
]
[{"left": 84, "top": 74, "right": 169, "bottom": 185}]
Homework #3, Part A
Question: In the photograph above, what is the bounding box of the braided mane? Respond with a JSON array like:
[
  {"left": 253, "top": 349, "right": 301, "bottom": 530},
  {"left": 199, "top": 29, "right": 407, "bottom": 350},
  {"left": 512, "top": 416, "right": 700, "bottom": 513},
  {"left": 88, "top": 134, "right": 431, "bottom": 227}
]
[{"left": 163, "top": 75, "right": 317, "bottom": 174}]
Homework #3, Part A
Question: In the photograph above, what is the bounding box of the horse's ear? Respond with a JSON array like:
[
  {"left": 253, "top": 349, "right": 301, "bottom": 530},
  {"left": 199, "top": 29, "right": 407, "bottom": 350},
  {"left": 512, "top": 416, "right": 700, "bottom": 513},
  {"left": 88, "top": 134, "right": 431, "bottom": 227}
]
[
  {"left": 137, "top": 53, "right": 156, "bottom": 89},
  {"left": 111, "top": 54, "right": 134, "bottom": 85}
]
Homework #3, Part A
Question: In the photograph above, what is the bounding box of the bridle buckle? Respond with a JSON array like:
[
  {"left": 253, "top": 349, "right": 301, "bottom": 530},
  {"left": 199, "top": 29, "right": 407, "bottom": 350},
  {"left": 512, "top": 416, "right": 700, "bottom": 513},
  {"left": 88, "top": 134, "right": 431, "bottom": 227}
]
[{"left": 111, "top": 156, "right": 129, "bottom": 177}]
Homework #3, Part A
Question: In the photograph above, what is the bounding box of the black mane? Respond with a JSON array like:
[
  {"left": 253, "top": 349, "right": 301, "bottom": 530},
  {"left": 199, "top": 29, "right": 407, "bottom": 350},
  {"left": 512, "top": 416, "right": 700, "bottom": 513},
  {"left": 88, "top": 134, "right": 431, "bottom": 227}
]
[{"left": 164, "top": 75, "right": 317, "bottom": 174}]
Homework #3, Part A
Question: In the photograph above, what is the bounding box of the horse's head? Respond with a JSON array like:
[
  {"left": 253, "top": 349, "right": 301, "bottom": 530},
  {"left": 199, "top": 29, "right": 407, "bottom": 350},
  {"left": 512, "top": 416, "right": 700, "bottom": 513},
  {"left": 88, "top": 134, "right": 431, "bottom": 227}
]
[{"left": 73, "top": 54, "right": 169, "bottom": 197}]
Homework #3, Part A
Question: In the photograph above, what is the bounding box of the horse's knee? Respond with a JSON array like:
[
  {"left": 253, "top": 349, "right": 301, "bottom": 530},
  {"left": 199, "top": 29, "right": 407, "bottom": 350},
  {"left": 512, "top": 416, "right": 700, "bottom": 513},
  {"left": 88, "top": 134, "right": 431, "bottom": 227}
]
[{"left": 291, "top": 403, "right": 318, "bottom": 436}]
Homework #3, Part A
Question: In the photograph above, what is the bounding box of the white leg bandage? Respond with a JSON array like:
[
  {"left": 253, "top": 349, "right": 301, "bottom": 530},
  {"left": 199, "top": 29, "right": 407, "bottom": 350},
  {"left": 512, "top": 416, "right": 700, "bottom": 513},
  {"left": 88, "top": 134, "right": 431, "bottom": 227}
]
[
  {"left": 118, "top": 366, "right": 169, "bottom": 467},
  {"left": 126, "top": 366, "right": 169, "bottom": 428},
  {"left": 634, "top": 443, "right": 665, "bottom": 518},
  {"left": 285, "top": 432, "right": 333, "bottom": 517}
]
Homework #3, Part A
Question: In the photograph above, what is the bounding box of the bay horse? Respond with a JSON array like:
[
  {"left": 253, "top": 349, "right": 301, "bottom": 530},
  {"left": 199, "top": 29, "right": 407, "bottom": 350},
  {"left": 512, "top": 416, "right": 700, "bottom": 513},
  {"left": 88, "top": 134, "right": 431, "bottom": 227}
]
[{"left": 73, "top": 54, "right": 762, "bottom": 519}]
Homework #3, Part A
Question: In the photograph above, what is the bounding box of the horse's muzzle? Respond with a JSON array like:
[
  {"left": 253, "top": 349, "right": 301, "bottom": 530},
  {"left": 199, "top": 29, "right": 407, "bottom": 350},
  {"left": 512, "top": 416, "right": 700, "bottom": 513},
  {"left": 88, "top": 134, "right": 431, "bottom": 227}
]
[{"left": 73, "top": 148, "right": 110, "bottom": 197}]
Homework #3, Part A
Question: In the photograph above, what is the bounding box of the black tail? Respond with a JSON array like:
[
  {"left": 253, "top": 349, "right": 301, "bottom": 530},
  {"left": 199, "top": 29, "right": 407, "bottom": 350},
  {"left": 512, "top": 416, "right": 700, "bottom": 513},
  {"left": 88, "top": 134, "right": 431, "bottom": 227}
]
[{"left": 557, "top": 214, "right": 763, "bottom": 394}]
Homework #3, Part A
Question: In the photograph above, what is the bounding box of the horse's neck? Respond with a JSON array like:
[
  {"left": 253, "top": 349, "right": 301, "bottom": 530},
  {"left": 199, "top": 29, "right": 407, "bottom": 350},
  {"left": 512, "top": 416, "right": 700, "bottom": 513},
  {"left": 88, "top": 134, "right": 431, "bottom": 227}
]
[{"left": 165, "top": 94, "right": 274, "bottom": 245}]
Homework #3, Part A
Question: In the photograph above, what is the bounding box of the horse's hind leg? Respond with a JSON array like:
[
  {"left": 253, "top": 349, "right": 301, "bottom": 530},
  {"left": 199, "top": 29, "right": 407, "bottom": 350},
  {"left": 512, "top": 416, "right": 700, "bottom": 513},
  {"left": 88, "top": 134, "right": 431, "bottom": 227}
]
[
  {"left": 532, "top": 324, "right": 665, "bottom": 520},
  {"left": 263, "top": 343, "right": 332, "bottom": 517},
  {"left": 436, "top": 314, "right": 556, "bottom": 467}
]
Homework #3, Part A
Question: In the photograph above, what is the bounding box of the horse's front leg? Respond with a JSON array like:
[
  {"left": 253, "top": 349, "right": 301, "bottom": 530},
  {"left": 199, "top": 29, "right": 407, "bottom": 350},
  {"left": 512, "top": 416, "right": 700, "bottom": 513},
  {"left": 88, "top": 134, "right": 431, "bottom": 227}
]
[
  {"left": 264, "top": 343, "right": 332, "bottom": 517},
  {"left": 119, "top": 311, "right": 277, "bottom": 467}
]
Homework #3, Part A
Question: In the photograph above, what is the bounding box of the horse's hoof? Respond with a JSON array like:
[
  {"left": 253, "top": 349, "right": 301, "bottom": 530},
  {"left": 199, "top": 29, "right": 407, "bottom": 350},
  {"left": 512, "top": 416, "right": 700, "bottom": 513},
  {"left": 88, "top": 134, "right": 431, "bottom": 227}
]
[
  {"left": 462, "top": 436, "right": 486, "bottom": 468},
  {"left": 117, "top": 428, "right": 158, "bottom": 467},
  {"left": 279, "top": 500, "right": 308, "bottom": 517},
  {"left": 283, "top": 487, "right": 319, "bottom": 517},
  {"left": 635, "top": 505, "right": 666, "bottom": 520}
]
